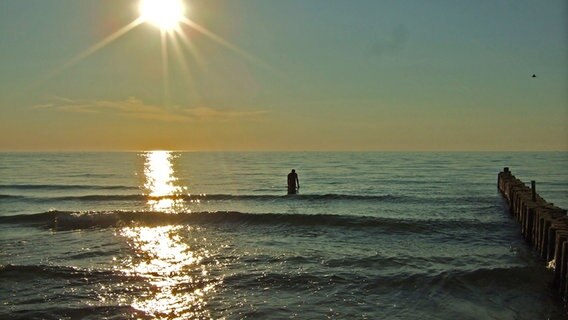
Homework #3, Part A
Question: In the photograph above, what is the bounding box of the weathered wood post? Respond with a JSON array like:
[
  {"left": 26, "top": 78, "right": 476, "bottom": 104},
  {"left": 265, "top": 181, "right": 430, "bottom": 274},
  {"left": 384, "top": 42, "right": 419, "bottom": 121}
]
[
  {"left": 497, "top": 168, "right": 568, "bottom": 301},
  {"left": 554, "top": 230, "right": 568, "bottom": 288}
]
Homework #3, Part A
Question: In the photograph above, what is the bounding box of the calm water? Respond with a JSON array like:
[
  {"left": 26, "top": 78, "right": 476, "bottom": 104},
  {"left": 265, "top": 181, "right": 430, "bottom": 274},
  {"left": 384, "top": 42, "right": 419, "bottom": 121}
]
[{"left": 1, "top": 151, "right": 567, "bottom": 319}]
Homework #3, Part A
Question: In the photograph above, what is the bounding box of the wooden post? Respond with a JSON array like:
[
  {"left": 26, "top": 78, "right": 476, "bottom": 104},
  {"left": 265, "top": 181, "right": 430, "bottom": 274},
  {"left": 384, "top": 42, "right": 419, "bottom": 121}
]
[
  {"left": 526, "top": 207, "right": 535, "bottom": 243},
  {"left": 554, "top": 231, "right": 568, "bottom": 288},
  {"left": 542, "top": 219, "right": 552, "bottom": 259},
  {"left": 561, "top": 241, "right": 568, "bottom": 297},
  {"left": 547, "top": 226, "right": 557, "bottom": 262},
  {"left": 565, "top": 258, "right": 568, "bottom": 301},
  {"left": 498, "top": 169, "right": 568, "bottom": 300}
]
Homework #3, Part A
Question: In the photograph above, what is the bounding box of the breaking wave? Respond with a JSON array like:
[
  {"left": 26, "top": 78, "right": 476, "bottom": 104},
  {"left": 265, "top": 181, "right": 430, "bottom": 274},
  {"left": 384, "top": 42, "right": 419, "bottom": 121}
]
[{"left": 0, "top": 210, "right": 506, "bottom": 233}]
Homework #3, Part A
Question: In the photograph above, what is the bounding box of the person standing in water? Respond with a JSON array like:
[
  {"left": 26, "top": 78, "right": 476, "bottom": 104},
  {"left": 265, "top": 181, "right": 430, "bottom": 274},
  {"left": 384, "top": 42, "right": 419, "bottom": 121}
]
[{"left": 287, "top": 169, "right": 300, "bottom": 194}]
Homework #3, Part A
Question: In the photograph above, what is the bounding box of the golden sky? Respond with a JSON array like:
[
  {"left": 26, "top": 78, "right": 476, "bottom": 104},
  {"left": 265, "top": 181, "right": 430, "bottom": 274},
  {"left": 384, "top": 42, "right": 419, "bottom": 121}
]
[{"left": 1, "top": 0, "right": 567, "bottom": 151}]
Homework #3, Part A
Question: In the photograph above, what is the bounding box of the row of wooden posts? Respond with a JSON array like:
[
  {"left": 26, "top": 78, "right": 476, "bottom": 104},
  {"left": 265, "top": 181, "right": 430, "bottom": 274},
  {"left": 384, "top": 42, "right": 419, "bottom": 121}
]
[{"left": 497, "top": 167, "right": 568, "bottom": 301}]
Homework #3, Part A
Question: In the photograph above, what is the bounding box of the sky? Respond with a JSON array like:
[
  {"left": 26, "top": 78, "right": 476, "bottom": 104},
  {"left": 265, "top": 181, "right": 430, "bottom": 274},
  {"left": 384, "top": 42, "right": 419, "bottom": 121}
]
[{"left": 0, "top": 0, "right": 567, "bottom": 151}]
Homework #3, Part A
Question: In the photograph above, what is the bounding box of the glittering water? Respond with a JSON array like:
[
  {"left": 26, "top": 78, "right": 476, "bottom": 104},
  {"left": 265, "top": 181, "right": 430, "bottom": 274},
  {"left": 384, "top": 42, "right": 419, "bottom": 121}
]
[{"left": 1, "top": 151, "right": 567, "bottom": 319}]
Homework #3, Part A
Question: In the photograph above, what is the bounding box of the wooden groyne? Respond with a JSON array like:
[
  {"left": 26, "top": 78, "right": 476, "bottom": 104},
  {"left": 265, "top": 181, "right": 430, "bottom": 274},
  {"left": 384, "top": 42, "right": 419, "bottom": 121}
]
[{"left": 498, "top": 167, "right": 568, "bottom": 300}]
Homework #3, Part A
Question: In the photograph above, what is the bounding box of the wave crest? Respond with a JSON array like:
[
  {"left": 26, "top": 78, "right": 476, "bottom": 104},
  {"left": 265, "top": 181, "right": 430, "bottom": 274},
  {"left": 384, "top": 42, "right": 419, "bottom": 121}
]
[
  {"left": 0, "top": 210, "right": 502, "bottom": 233},
  {"left": 0, "top": 193, "right": 407, "bottom": 203}
]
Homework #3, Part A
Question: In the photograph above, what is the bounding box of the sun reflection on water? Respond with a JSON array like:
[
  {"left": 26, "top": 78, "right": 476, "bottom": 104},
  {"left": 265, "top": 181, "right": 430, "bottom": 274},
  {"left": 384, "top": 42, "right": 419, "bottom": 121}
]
[
  {"left": 120, "top": 225, "right": 218, "bottom": 319},
  {"left": 142, "top": 151, "right": 187, "bottom": 213}
]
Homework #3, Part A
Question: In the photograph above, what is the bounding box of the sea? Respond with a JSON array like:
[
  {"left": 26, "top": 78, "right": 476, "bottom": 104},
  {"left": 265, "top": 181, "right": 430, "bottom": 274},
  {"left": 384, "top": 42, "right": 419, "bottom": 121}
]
[{"left": 1, "top": 151, "right": 567, "bottom": 320}]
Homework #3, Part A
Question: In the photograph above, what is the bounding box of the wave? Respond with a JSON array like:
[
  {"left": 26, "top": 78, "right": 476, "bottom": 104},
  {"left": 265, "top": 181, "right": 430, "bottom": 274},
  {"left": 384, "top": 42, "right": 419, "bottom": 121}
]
[
  {"left": 0, "top": 210, "right": 505, "bottom": 233},
  {"left": 356, "top": 265, "right": 551, "bottom": 295},
  {"left": 0, "top": 263, "right": 550, "bottom": 320},
  {"left": 222, "top": 265, "right": 545, "bottom": 294},
  {"left": 0, "top": 193, "right": 409, "bottom": 203},
  {"left": 0, "top": 184, "right": 137, "bottom": 191},
  {"left": 3, "top": 306, "right": 149, "bottom": 320},
  {"left": 0, "top": 264, "right": 151, "bottom": 319},
  {"left": 0, "top": 264, "right": 208, "bottom": 319},
  {"left": 0, "top": 264, "right": 137, "bottom": 282},
  {"left": 1, "top": 262, "right": 544, "bottom": 294},
  {"left": 0, "top": 194, "right": 25, "bottom": 200}
]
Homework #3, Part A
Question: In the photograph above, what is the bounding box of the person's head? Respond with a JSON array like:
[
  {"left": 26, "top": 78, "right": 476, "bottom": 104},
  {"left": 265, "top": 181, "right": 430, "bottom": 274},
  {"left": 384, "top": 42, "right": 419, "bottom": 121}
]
[{"left": 291, "top": 169, "right": 295, "bottom": 173}]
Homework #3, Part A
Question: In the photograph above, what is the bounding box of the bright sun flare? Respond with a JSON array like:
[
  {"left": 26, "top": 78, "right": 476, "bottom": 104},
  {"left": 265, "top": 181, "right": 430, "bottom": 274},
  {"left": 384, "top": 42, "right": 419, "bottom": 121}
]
[{"left": 139, "top": 0, "right": 185, "bottom": 32}]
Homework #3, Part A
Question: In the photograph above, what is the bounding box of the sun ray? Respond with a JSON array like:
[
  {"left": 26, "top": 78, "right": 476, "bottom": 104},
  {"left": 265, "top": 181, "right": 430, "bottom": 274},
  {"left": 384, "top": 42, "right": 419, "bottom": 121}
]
[
  {"left": 31, "top": 2, "right": 275, "bottom": 113},
  {"left": 173, "top": 30, "right": 206, "bottom": 74},
  {"left": 43, "top": 18, "right": 145, "bottom": 83},
  {"left": 181, "top": 17, "right": 275, "bottom": 72},
  {"left": 169, "top": 33, "right": 203, "bottom": 103},
  {"left": 161, "top": 30, "right": 171, "bottom": 107}
]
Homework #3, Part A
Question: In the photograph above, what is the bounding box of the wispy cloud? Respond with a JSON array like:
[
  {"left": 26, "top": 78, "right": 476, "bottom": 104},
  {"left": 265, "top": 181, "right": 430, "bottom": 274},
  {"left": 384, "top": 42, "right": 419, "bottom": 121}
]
[{"left": 32, "top": 96, "right": 267, "bottom": 122}]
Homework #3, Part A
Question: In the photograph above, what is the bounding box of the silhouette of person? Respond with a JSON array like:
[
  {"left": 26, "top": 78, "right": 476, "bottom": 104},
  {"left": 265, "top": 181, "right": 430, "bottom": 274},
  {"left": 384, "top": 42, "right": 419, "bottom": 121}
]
[{"left": 287, "top": 169, "right": 300, "bottom": 194}]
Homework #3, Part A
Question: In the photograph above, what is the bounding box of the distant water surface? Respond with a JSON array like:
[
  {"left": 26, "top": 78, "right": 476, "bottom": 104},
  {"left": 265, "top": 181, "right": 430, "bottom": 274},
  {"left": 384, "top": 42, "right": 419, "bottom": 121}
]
[{"left": 0, "top": 151, "right": 567, "bottom": 319}]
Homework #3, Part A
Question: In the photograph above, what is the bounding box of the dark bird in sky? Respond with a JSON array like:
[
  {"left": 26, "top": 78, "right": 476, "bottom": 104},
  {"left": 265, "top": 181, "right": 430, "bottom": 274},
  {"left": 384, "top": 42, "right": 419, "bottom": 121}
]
[{"left": 532, "top": 74, "right": 536, "bottom": 78}]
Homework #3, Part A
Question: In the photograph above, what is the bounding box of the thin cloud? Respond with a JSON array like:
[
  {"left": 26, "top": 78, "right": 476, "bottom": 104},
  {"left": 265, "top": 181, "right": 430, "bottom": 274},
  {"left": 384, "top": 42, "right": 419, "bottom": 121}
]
[{"left": 32, "top": 97, "right": 268, "bottom": 122}]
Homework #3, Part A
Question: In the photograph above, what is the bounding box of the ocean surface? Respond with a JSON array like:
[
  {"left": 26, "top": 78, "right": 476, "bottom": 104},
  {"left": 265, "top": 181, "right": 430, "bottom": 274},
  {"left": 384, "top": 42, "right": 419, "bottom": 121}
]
[{"left": 1, "top": 151, "right": 567, "bottom": 319}]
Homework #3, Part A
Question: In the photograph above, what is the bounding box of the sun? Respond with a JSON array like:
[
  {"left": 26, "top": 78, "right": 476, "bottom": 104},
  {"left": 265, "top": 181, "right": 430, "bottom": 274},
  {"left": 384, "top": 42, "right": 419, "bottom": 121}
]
[{"left": 139, "top": 0, "right": 186, "bottom": 32}]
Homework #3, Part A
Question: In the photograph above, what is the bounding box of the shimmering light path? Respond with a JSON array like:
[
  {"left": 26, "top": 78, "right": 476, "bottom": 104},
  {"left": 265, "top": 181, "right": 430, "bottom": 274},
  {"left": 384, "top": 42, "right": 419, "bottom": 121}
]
[
  {"left": 120, "top": 225, "right": 218, "bottom": 319},
  {"left": 142, "top": 151, "right": 187, "bottom": 213}
]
